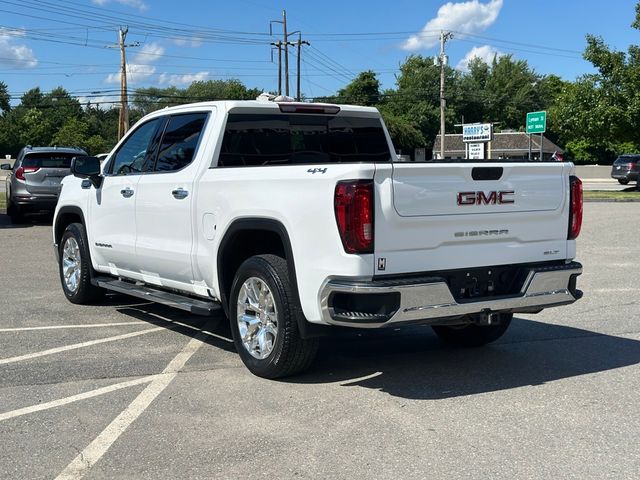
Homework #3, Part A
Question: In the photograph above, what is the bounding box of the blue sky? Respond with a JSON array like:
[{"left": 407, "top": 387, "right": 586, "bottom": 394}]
[{"left": 0, "top": 0, "right": 638, "bottom": 106}]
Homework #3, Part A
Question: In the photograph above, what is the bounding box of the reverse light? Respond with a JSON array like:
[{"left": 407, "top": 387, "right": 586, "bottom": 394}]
[
  {"left": 334, "top": 180, "right": 374, "bottom": 254},
  {"left": 15, "top": 166, "right": 40, "bottom": 180},
  {"left": 568, "top": 175, "right": 583, "bottom": 240}
]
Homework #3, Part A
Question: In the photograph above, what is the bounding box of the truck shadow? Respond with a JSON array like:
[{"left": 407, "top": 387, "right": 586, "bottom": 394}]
[
  {"left": 113, "top": 299, "right": 237, "bottom": 354},
  {"left": 109, "top": 301, "right": 640, "bottom": 400},
  {"left": 0, "top": 212, "right": 52, "bottom": 229},
  {"left": 286, "top": 318, "right": 640, "bottom": 400}
]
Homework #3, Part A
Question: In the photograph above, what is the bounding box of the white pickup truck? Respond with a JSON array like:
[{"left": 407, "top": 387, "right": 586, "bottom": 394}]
[{"left": 53, "top": 98, "right": 583, "bottom": 378}]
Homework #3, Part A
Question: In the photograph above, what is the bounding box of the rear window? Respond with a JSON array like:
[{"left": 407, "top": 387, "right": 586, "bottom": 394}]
[
  {"left": 22, "top": 153, "right": 78, "bottom": 169},
  {"left": 217, "top": 114, "right": 391, "bottom": 167},
  {"left": 616, "top": 155, "right": 640, "bottom": 163}
]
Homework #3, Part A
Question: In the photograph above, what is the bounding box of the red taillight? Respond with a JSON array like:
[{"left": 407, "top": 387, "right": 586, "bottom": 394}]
[
  {"left": 15, "top": 166, "right": 39, "bottom": 180},
  {"left": 568, "top": 176, "right": 583, "bottom": 240},
  {"left": 334, "top": 180, "right": 374, "bottom": 254}
]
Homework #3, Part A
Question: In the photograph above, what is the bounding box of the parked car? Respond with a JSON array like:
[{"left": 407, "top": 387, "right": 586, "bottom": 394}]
[
  {"left": 610, "top": 154, "right": 640, "bottom": 184},
  {"left": 2, "top": 146, "right": 87, "bottom": 223},
  {"left": 52, "top": 99, "right": 583, "bottom": 379}
]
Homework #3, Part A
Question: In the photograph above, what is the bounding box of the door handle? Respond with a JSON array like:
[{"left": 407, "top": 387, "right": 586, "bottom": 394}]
[
  {"left": 171, "top": 188, "right": 189, "bottom": 200},
  {"left": 120, "top": 188, "right": 134, "bottom": 198}
]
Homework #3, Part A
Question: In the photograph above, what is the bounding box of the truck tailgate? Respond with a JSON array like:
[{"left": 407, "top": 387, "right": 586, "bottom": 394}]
[{"left": 373, "top": 162, "right": 572, "bottom": 275}]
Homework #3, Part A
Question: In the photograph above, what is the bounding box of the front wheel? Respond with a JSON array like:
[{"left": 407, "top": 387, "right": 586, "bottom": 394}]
[
  {"left": 59, "top": 223, "right": 104, "bottom": 304},
  {"left": 229, "top": 254, "right": 319, "bottom": 379},
  {"left": 432, "top": 313, "right": 513, "bottom": 347},
  {"left": 618, "top": 179, "right": 629, "bottom": 185}
]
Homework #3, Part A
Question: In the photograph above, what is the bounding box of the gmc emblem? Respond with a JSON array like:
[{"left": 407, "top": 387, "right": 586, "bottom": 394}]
[{"left": 457, "top": 190, "right": 515, "bottom": 205}]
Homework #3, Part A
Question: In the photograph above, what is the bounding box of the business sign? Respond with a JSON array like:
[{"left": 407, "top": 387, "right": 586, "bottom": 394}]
[
  {"left": 468, "top": 143, "right": 484, "bottom": 159},
  {"left": 462, "top": 123, "right": 492, "bottom": 143},
  {"left": 526, "top": 111, "right": 547, "bottom": 134}
]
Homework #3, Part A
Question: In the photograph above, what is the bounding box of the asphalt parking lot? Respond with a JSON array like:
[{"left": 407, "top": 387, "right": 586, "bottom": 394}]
[{"left": 1, "top": 203, "right": 639, "bottom": 479}]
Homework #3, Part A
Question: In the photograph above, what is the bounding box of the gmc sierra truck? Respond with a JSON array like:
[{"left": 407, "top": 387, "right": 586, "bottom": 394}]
[{"left": 53, "top": 98, "right": 583, "bottom": 378}]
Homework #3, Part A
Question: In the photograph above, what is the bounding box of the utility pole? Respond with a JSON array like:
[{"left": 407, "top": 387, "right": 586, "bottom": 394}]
[
  {"left": 270, "top": 15, "right": 308, "bottom": 100},
  {"left": 107, "top": 27, "right": 138, "bottom": 141},
  {"left": 118, "top": 26, "right": 129, "bottom": 141},
  {"left": 270, "top": 40, "right": 283, "bottom": 95},
  {"left": 437, "top": 31, "right": 453, "bottom": 159},
  {"left": 282, "top": 10, "right": 290, "bottom": 97},
  {"left": 294, "top": 33, "right": 310, "bottom": 101}
]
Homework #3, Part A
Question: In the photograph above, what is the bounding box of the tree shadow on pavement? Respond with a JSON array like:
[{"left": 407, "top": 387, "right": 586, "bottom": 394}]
[{"left": 285, "top": 317, "right": 640, "bottom": 400}]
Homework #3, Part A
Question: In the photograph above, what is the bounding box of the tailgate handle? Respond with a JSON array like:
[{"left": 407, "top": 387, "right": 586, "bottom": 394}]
[{"left": 472, "top": 167, "right": 503, "bottom": 181}]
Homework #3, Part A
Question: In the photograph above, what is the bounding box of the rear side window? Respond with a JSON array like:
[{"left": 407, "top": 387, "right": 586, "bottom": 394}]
[
  {"left": 22, "top": 153, "right": 78, "bottom": 168},
  {"left": 154, "top": 113, "right": 208, "bottom": 172},
  {"left": 218, "top": 114, "right": 391, "bottom": 167}
]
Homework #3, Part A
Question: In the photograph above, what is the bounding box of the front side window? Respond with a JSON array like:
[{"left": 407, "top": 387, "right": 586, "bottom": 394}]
[
  {"left": 154, "top": 113, "right": 208, "bottom": 172},
  {"left": 218, "top": 114, "right": 391, "bottom": 167},
  {"left": 109, "top": 119, "right": 162, "bottom": 175}
]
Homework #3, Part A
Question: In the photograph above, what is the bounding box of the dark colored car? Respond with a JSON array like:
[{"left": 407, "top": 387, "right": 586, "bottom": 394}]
[
  {"left": 610, "top": 154, "right": 640, "bottom": 185},
  {"left": 2, "top": 146, "right": 87, "bottom": 223}
]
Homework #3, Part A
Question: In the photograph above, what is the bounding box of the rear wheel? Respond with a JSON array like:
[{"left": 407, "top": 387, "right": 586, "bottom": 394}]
[
  {"left": 229, "top": 254, "right": 319, "bottom": 379},
  {"left": 432, "top": 313, "right": 513, "bottom": 347},
  {"left": 7, "top": 197, "right": 24, "bottom": 224},
  {"left": 59, "top": 223, "right": 104, "bottom": 304},
  {"left": 618, "top": 179, "right": 629, "bottom": 185}
]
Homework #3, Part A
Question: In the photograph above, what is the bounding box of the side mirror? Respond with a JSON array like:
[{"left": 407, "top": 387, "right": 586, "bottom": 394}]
[
  {"left": 71, "top": 156, "right": 102, "bottom": 188},
  {"left": 0, "top": 163, "right": 11, "bottom": 170}
]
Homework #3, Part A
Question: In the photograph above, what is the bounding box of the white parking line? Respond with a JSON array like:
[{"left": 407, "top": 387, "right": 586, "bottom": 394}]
[
  {"left": 0, "top": 322, "right": 147, "bottom": 332},
  {"left": 0, "top": 327, "right": 164, "bottom": 366},
  {"left": 55, "top": 324, "right": 212, "bottom": 480},
  {"left": 591, "top": 288, "right": 640, "bottom": 293},
  {"left": 0, "top": 376, "right": 157, "bottom": 422}
]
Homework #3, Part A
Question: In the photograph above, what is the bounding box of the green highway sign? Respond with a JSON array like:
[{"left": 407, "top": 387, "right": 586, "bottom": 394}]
[{"left": 526, "top": 111, "right": 547, "bottom": 134}]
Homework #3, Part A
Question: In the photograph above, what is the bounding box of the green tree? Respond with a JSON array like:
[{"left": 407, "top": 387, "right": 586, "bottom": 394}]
[
  {"left": 184, "top": 79, "right": 261, "bottom": 102},
  {"left": 52, "top": 117, "right": 90, "bottom": 149},
  {"left": 0, "top": 81, "right": 10, "bottom": 115},
  {"left": 549, "top": 3, "right": 640, "bottom": 162},
  {"left": 334, "top": 70, "right": 381, "bottom": 106},
  {"left": 18, "top": 108, "right": 53, "bottom": 146},
  {"left": 483, "top": 55, "right": 541, "bottom": 129}
]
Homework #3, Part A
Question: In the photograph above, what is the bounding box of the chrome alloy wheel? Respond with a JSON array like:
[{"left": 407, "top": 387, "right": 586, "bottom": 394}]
[
  {"left": 237, "top": 277, "right": 278, "bottom": 360},
  {"left": 62, "top": 237, "right": 81, "bottom": 293}
]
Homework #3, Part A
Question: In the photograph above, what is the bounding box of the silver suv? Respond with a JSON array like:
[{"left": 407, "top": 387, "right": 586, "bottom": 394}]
[{"left": 2, "top": 146, "right": 87, "bottom": 223}]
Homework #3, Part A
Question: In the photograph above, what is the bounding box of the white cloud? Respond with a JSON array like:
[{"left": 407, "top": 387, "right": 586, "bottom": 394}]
[
  {"left": 0, "top": 29, "right": 38, "bottom": 68},
  {"left": 172, "top": 36, "right": 204, "bottom": 48},
  {"left": 91, "top": 0, "right": 148, "bottom": 12},
  {"left": 132, "top": 42, "right": 164, "bottom": 63},
  {"left": 158, "top": 71, "right": 210, "bottom": 86},
  {"left": 402, "top": 0, "right": 503, "bottom": 50},
  {"left": 104, "top": 43, "right": 165, "bottom": 85},
  {"left": 105, "top": 64, "right": 157, "bottom": 84},
  {"left": 456, "top": 45, "right": 503, "bottom": 71}
]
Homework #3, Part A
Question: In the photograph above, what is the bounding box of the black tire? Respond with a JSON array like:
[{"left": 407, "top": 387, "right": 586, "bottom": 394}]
[
  {"left": 618, "top": 179, "right": 629, "bottom": 185},
  {"left": 7, "top": 199, "right": 24, "bottom": 224},
  {"left": 59, "top": 222, "right": 104, "bottom": 304},
  {"left": 229, "top": 254, "right": 319, "bottom": 379},
  {"left": 432, "top": 313, "right": 513, "bottom": 347}
]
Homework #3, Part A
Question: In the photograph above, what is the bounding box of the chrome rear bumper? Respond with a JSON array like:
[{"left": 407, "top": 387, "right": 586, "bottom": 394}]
[{"left": 320, "top": 262, "right": 582, "bottom": 328}]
